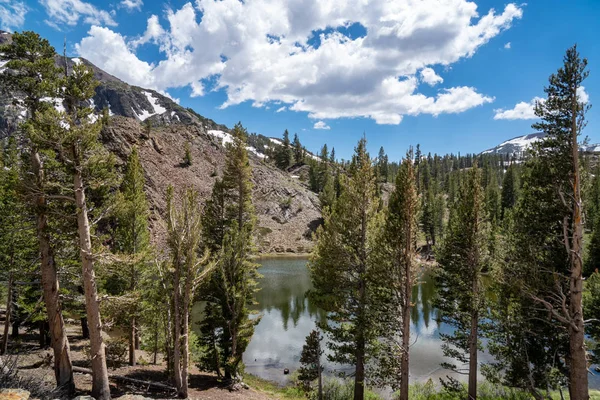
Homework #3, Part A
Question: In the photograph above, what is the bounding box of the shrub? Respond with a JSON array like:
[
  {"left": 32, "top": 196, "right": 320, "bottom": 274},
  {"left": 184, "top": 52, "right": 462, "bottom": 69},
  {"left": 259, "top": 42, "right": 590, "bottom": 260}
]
[{"left": 105, "top": 338, "right": 128, "bottom": 368}]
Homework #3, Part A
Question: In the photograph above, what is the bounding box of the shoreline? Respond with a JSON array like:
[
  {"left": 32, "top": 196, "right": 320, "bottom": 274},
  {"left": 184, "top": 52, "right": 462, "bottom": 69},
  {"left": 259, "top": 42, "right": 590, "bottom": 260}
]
[{"left": 255, "top": 252, "right": 311, "bottom": 259}]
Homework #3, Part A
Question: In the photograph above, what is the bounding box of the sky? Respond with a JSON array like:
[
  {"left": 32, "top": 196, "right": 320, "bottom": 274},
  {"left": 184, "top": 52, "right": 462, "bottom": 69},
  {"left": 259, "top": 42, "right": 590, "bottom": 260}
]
[{"left": 1, "top": 0, "right": 599, "bottom": 162}]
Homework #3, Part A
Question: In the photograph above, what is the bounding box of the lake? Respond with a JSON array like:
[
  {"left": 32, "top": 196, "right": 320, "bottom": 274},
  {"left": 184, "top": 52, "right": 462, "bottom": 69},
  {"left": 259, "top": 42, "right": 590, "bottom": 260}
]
[{"left": 239, "top": 257, "right": 493, "bottom": 387}]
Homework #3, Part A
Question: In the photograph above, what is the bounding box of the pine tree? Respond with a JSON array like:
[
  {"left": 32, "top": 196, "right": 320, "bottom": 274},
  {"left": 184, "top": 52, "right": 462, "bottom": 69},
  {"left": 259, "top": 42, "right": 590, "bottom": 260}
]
[
  {"left": 183, "top": 142, "right": 193, "bottom": 166},
  {"left": 371, "top": 151, "right": 418, "bottom": 398},
  {"left": 377, "top": 146, "right": 389, "bottom": 183},
  {"left": 113, "top": 146, "right": 150, "bottom": 366},
  {"left": 293, "top": 133, "right": 304, "bottom": 164},
  {"left": 33, "top": 60, "right": 116, "bottom": 400},
  {"left": 435, "top": 165, "right": 487, "bottom": 400},
  {"left": 309, "top": 138, "right": 380, "bottom": 400},
  {"left": 0, "top": 137, "right": 37, "bottom": 355},
  {"left": 500, "top": 164, "right": 518, "bottom": 219},
  {"left": 276, "top": 129, "right": 292, "bottom": 170},
  {"left": 166, "top": 186, "right": 213, "bottom": 397},
  {"left": 298, "top": 329, "right": 323, "bottom": 398},
  {"left": 199, "top": 122, "right": 260, "bottom": 386},
  {"left": 530, "top": 45, "right": 590, "bottom": 399},
  {"left": 0, "top": 31, "right": 74, "bottom": 393},
  {"left": 329, "top": 147, "right": 335, "bottom": 163}
]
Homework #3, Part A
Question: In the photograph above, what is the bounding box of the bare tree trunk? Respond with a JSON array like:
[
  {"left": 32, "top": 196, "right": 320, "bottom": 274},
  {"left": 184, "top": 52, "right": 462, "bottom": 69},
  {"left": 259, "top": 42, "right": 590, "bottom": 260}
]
[
  {"left": 33, "top": 152, "right": 74, "bottom": 394},
  {"left": 468, "top": 278, "right": 478, "bottom": 400},
  {"left": 129, "top": 318, "right": 136, "bottom": 366},
  {"left": 74, "top": 171, "right": 110, "bottom": 400},
  {"left": 172, "top": 266, "right": 183, "bottom": 396},
  {"left": 568, "top": 82, "right": 589, "bottom": 400},
  {"left": 181, "top": 279, "right": 192, "bottom": 398},
  {"left": 1, "top": 274, "right": 13, "bottom": 355}
]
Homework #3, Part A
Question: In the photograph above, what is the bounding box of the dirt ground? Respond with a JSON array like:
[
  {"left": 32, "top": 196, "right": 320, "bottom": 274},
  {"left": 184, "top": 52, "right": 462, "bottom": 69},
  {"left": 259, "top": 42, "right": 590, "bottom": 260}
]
[{"left": 2, "top": 321, "right": 275, "bottom": 400}]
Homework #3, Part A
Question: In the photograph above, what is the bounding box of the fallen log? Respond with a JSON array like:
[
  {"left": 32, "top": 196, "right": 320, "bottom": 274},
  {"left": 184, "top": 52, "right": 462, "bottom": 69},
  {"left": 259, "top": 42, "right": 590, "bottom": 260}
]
[{"left": 71, "top": 366, "right": 175, "bottom": 392}]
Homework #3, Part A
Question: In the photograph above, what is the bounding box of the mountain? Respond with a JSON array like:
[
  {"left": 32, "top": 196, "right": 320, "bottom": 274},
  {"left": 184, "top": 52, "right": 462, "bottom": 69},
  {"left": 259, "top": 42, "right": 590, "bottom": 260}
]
[
  {"left": 0, "top": 31, "right": 321, "bottom": 254},
  {"left": 481, "top": 133, "right": 546, "bottom": 156},
  {"left": 481, "top": 132, "right": 600, "bottom": 156}
]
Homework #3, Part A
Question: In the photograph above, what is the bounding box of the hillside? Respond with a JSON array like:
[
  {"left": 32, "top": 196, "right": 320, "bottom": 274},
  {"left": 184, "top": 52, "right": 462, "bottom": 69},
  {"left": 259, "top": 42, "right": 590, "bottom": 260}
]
[
  {"left": 0, "top": 31, "right": 321, "bottom": 255},
  {"left": 482, "top": 132, "right": 600, "bottom": 157}
]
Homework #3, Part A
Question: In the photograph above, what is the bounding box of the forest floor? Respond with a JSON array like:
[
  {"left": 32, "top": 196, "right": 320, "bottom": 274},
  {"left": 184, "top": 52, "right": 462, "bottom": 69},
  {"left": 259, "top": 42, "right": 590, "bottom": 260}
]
[{"left": 1, "top": 321, "right": 290, "bottom": 399}]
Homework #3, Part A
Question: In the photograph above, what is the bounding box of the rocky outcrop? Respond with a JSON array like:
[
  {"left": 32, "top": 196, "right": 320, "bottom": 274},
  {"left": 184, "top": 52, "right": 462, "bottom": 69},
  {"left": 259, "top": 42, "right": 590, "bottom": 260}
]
[{"left": 102, "top": 117, "right": 320, "bottom": 254}]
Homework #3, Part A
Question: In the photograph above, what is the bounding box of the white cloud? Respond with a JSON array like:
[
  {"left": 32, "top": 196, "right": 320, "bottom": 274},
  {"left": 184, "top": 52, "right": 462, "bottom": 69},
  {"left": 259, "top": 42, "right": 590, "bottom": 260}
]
[
  {"left": 494, "top": 87, "right": 589, "bottom": 120},
  {"left": 314, "top": 121, "right": 330, "bottom": 130},
  {"left": 276, "top": 106, "right": 287, "bottom": 113},
  {"left": 120, "top": 0, "right": 143, "bottom": 11},
  {"left": 504, "top": 42, "right": 511, "bottom": 49},
  {"left": 578, "top": 86, "right": 590, "bottom": 104},
  {"left": 420, "top": 67, "right": 443, "bottom": 86},
  {"left": 75, "top": 26, "right": 154, "bottom": 87},
  {"left": 77, "top": 0, "right": 524, "bottom": 125},
  {"left": 494, "top": 97, "right": 542, "bottom": 120},
  {"left": 40, "top": 0, "right": 116, "bottom": 27},
  {"left": 0, "top": 0, "right": 27, "bottom": 32}
]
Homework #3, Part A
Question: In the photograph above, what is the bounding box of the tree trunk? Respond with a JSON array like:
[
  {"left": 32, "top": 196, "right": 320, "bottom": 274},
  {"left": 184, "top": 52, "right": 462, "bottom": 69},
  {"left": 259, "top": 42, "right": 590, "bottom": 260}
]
[
  {"left": 81, "top": 317, "right": 89, "bottom": 339},
  {"left": 172, "top": 265, "right": 183, "bottom": 396},
  {"left": 1, "top": 274, "right": 13, "bottom": 355},
  {"left": 129, "top": 318, "right": 136, "bottom": 366},
  {"left": 135, "top": 328, "right": 140, "bottom": 350},
  {"left": 400, "top": 259, "right": 412, "bottom": 399},
  {"left": 33, "top": 151, "right": 74, "bottom": 394},
  {"left": 74, "top": 170, "right": 110, "bottom": 400},
  {"left": 153, "top": 320, "right": 158, "bottom": 365},
  {"left": 317, "top": 341, "right": 323, "bottom": 400},
  {"left": 11, "top": 316, "right": 19, "bottom": 338},
  {"left": 568, "top": 81, "right": 589, "bottom": 400},
  {"left": 468, "top": 279, "right": 478, "bottom": 400},
  {"left": 354, "top": 335, "right": 365, "bottom": 400},
  {"left": 180, "top": 279, "right": 192, "bottom": 398}
]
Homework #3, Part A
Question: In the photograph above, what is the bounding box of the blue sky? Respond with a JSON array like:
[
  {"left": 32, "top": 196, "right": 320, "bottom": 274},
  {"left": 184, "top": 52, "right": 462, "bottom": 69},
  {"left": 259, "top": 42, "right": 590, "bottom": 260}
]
[{"left": 2, "top": 0, "right": 598, "bottom": 162}]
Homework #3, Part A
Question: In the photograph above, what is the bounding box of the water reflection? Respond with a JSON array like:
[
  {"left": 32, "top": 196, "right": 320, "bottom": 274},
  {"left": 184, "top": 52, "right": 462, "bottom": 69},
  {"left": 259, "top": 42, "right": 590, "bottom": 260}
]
[{"left": 239, "top": 258, "right": 487, "bottom": 388}]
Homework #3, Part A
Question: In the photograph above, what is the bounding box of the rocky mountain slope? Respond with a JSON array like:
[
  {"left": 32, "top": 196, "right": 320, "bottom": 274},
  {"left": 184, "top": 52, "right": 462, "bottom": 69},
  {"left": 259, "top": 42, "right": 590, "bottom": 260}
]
[{"left": 0, "top": 31, "right": 321, "bottom": 254}]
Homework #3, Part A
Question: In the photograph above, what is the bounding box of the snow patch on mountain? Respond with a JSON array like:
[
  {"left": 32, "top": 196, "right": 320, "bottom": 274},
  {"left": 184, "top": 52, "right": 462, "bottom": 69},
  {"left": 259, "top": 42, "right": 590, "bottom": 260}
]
[{"left": 208, "top": 130, "right": 265, "bottom": 159}]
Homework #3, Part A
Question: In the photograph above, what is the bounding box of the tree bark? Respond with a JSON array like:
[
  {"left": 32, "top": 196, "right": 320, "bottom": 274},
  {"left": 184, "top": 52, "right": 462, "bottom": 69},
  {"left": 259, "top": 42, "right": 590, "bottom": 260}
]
[
  {"left": 33, "top": 152, "right": 74, "bottom": 394},
  {"left": 180, "top": 278, "right": 192, "bottom": 398},
  {"left": 129, "top": 318, "right": 136, "bottom": 366},
  {"left": 74, "top": 170, "right": 111, "bottom": 400},
  {"left": 172, "top": 263, "right": 183, "bottom": 396},
  {"left": 1, "top": 274, "right": 13, "bottom": 355},
  {"left": 468, "top": 278, "right": 478, "bottom": 400},
  {"left": 354, "top": 332, "right": 365, "bottom": 400},
  {"left": 568, "top": 80, "right": 589, "bottom": 400},
  {"left": 400, "top": 223, "right": 413, "bottom": 400}
]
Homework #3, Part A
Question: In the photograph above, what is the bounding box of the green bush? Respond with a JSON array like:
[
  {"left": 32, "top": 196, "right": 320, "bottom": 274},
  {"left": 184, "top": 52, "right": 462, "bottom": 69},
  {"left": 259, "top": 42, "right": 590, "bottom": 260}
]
[
  {"left": 402, "top": 379, "right": 531, "bottom": 400},
  {"left": 308, "top": 378, "right": 382, "bottom": 400}
]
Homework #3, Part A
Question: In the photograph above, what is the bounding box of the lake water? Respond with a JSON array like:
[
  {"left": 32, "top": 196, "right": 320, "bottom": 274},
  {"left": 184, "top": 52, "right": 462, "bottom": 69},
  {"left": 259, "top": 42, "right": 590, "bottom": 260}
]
[{"left": 240, "top": 257, "right": 493, "bottom": 387}]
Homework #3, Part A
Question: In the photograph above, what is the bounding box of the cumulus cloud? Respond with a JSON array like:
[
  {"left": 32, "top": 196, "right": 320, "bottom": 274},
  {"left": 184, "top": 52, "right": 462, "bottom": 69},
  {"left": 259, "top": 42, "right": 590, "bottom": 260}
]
[
  {"left": 577, "top": 86, "right": 590, "bottom": 104},
  {"left": 494, "top": 87, "right": 589, "bottom": 120},
  {"left": 420, "top": 67, "right": 443, "bottom": 86},
  {"left": 120, "top": 0, "right": 143, "bottom": 11},
  {"left": 314, "top": 121, "right": 331, "bottom": 130},
  {"left": 276, "top": 106, "right": 287, "bottom": 113},
  {"left": 40, "top": 0, "right": 116, "bottom": 27},
  {"left": 0, "top": 0, "right": 27, "bottom": 32},
  {"left": 77, "top": 0, "right": 524, "bottom": 124},
  {"left": 504, "top": 42, "right": 511, "bottom": 49}
]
